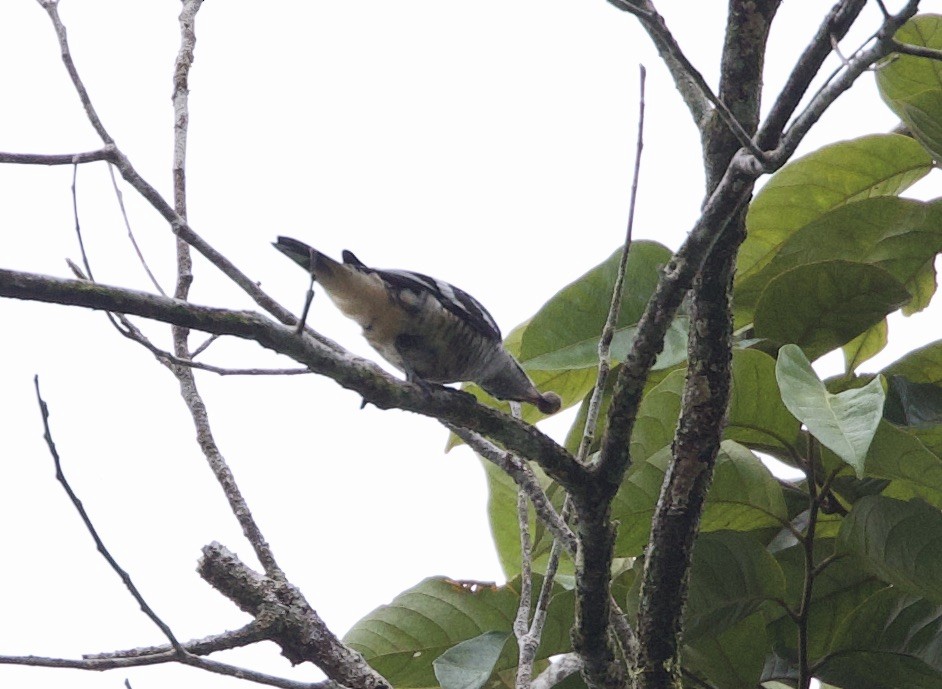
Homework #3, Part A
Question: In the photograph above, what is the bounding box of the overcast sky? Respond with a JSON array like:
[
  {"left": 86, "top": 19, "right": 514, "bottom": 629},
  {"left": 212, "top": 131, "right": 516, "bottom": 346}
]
[{"left": 0, "top": 2, "right": 936, "bottom": 688}]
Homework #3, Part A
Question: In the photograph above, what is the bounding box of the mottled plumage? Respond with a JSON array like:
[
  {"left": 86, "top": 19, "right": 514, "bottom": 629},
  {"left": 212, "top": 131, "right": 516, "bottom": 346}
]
[{"left": 273, "top": 236, "right": 561, "bottom": 414}]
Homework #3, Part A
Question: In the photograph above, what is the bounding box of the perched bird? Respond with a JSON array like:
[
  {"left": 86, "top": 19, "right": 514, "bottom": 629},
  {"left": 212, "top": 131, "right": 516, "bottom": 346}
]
[{"left": 273, "top": 236, "right": 561, "bottom": 414}]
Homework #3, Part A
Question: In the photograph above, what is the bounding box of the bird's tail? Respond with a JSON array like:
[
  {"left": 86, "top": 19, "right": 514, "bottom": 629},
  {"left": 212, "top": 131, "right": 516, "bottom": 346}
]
[{"left": 272, "top": 236, "right": 339, "bottom": 277}]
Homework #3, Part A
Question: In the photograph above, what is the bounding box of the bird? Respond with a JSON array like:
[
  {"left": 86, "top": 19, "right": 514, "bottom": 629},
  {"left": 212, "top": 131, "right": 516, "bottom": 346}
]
[{"left": 272, "top": 236, "right": 562, "bottom": 414}]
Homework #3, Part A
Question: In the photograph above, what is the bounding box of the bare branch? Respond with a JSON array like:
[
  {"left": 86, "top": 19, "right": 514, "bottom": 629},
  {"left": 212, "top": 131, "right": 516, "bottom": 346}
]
[
  {"left": 0, "top": 149, "right": 112, "bottom": 165},
  {"left": 0, "top": 652, "right": 316, "bottom": 689},
  {"left": 2, "top": 269, "right": 583, "bottom": 487},
  {"left": 764, "top": 1, "right": 921, "bottom": 169},
  {"left": 27, "top": 0, "right": 339, "bottom": 344},
  {"left": 577, "top": 65, "right": 646, "bottom": 465},
  {"left": 532, "top": 654, "right": 583, "bottom": 689},
  {"left": 199, "top": 542, "right": 391, "bottom": 689},
  {"left": 889, "top": 39, "right": 942, "bottom": 62},
  {"left": 446, "top": 424, "right": 577, "bottom": 553},
  {"left": 33, "top": 377, "right": 184, "bottom": 652},
  {"left": 36, "top": 0, "right": 114, "bottom": 143},
  {"left": 607, "top": 0, "right": 767, "bottom": 161},
  {"left": 106, "top": 164, "right": 167, "bottom": 296},
  {"left": 84, "top": 623, "right": 270, "bottom": 659},
  {"left": 756, "top": 0, "right": 867, "bottom": 149}
]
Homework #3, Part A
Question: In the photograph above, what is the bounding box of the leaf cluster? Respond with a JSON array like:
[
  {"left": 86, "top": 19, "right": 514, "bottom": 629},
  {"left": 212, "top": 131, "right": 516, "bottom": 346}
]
[{"left": 344, "top": 16, "right": 942, "bottom": 689}]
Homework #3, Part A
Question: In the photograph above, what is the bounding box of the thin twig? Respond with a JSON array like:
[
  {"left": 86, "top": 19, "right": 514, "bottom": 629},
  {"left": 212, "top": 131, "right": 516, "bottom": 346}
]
[
  {"left": 889, "top": 39, "right": 942, "bottom": 62},
  {"left": 84, "top": 622, "right": 270, "bottom": 659},
  {"left": 31, "top": 0, "right": 338, "bottom": 342},
  {"left": 0, "top": 652, "right": 316, "bottom": 689},
  {"left": 36, "top": 0, "right": 114, "bottom": 144},
  {"left": 107, "top": 164, "right": 167, "bottom": 296},
  {"left": 162, "top": 0, "right": 285, "bottom": 581},
  {"left": 747, "top": 0, "right": 867, "bottom": 151},
  {"left": 796, "top": 436, "right": 821, "bottom": 689},
  {"left": 32, "top": 377, "right": 184, "bottom": 653},
  {"left": 577, "top": 65, "right": 646, "bottom": 465},
  {"left": 761, "top": 0, "right": 921, "bottom": 171},
  {"left": 190, "top": 333, "right": 221, "bottom": 358},
  {"left": 445, "top": 423, "right": 577, "bottom": 553},
  {"left": 71, "top": 164, "right": 95, "bottom": 282}
]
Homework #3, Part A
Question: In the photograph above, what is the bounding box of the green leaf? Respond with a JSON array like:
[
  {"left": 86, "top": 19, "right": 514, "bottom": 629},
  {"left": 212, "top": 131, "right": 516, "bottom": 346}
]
[
  {"left": 837, "top": 495, "right": 942, "bottom": 604},
  {"left": 613, "top": 441, "right": 788, "bottom": 556},
  {"left": 433, "top": 631, "right": 510, "bottom": 689},
  {"left": 769, "top": 540, "right": 885, "bottom": 663},
  {"left": 754, "top": 261, "right": 911, "bottom": 361},
  {"left": 843, "top": 319, "right": 889, "bottom": 374},
  {"left": 820, "top": 588, "right": 942, "bottom": 689},
  {"left": 776, "top": 344, "right": 885, "bottom": 476},
  {"left": 483, "top": 460, "right": 570, "bottom": 579},
  {"left": 737, "top": 133, "right": 933, "bottom": 293},
  {"left": 519, "top": 241, "right": 674, "bottom": 365},
  {"left": 684, "top": 613, "right": 768, "bottom": 689},
  {"left": 684, "top": 531, "right": 786, "bottom": 641},
  {"left": 630, "top": 368, "right": 684, "bottom": 463},
  {"left": 725, "top": 349, "right": 803, "bottom": 460},
  {"left": 525, "top": 317, "right": 688, "bottom": 372},
  {"left": 883, "top": 339, "right": 942, "bottom": 385},
  {"left": 738, "top": 198, "right": 942, "bottom": 323},
  {"left": 344, "top": 576, "right": 573, "bottom": 687},
  {"left": 860, "top": 420, "right": 942, "bottom": 509},
  {"left": 877, "top": 15, "right": 942, "bottom": 159},
  {"left": 886, "top": 375, "right": 942, "bottom": 427},
  {"left": 903, "top": 258, "right": 938, "bottom": 315}
]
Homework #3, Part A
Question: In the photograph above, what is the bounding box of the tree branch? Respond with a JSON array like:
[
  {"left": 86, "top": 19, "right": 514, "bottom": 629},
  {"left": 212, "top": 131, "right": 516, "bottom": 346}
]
[
  {"left": 762, "top": 0, "right": 921, "bottom": 170},
  {"left": 33, "top": 376, "right": 185, "bottom": 651},
  {"left": 756, "top": 0, "right": 867, "bottom": 149},
  {"left": 199, "top": 542, "right": 391, "bottom": 689},
  {"left": 447, "top": 424, "right": 578, "bottom": 555},
  {"left": 0, "top": 149, "right": 112, "bottom": 165},
  {"left": 1, "top": 269, "right": 585, "bottom": 489},
  {"left": 607, "top": 0, "right": 767, "bottom": 160},
  {"left": 633, "top": 5, "right": 773, "bottom": 686}
]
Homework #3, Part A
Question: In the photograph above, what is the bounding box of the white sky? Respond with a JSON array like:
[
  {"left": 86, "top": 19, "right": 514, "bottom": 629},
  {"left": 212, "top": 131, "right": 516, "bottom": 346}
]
[{"left": 0, "top": 2, "right": 937, "bottom": 688}]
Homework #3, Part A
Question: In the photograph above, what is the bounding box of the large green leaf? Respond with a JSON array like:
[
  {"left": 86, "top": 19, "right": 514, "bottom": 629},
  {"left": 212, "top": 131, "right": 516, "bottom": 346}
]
[
  {"left": 877, "top": 15, "right": 942, "bottom": 160},
  {"left": 613, "top": 441, "right": 788, "bottom": 556},
  {"left": 863, "top": 420, "right": 942, "bottom": 508},
  {"left": 483, "top": 460, "right": 570, "bottom": 579},
  {"left": 883, "top": 339, "right": 942, "bottom": 385},
  {"left": 684, "top": 613, "right": 768, "bottom": 689},
  {"left": 519, "top": 241, "right": 674, "bottom": 365},
  {"left": 343, "top": 576, "right": 574, "bottom": 687},
  {"left": 684, "top": 531, "right": 786, "bottom": 641},
  {"left": 629, "top": 368, "right": 684, "bottom": 463},
  {"left": 433, "top": 631, "right": 510, "bottom": 689},
  {"left": 886, "top": 375, "right": 942, "bottom": 427},
  {"left": 754, "top": 261, "right": 911, "bottom": 361},
  {"left": 737, "top": 133, "right": 933, "bottom": 292},
  {"left": 769, "top": 540, "right": 885, "bottom": 663},
  {"left": 843, "top": 319, "right": 889, "bottom": 374},
  {"left": 776, "top": 344, "right": 885, "bottom": 476},
  {"left": 837, "top": 495, "right": 942, "bottom": 604},
  {"left": 726, "top": 349, "right": 803, "bottom": 460},
  {"left": 819, "top": 588, "right": 942, "bottom": 689},
  {"left": 737, "top": 197, "right": 942, "bottom": 322}
]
